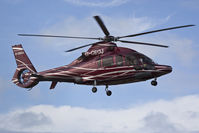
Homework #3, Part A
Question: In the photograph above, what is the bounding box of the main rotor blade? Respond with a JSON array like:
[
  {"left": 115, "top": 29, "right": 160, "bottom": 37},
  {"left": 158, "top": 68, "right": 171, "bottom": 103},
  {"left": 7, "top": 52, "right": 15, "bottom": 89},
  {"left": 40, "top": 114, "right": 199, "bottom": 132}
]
[
  {"left": 118, "top": 24, "right": 195, "bottom": 39},
  {"left": 18, "top": 34, "right": 101, "bottom": 40},
  {"left": 118, "top": 40, "right": 169, "bottom": 48},
  {"left": 65, "top": 41, "right": 102, "bottom": 52},
  {"left": 94, "top": 16, "right": 110, "bottom": 36}
]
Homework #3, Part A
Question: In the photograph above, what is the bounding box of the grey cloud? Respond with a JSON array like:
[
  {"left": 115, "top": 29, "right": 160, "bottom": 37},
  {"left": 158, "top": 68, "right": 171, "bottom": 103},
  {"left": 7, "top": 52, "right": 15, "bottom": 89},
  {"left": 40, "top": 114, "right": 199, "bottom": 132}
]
[
  {"left": 143, "top": 112, "right": 178, "bottom": 133},
  {"left": 0, "top": 128, "right": 53, "bottom": 133},
  {"left": 1, "top": 95, "right": 199, "bottom": 133},
  {"left": 139, "top": 112, "right": 199, "bottom": 133},
  {"left": 0, "top": 128, "right": 28, "bottom": 133},
  {"left": 0, "top": 111, "right": 52, "bottom": 132},
  {"left": 186, "top": 111, "right": 199, "bottom": 119},
  {"left": 12, "top": 111, "right": 52, "bottom": 128}
]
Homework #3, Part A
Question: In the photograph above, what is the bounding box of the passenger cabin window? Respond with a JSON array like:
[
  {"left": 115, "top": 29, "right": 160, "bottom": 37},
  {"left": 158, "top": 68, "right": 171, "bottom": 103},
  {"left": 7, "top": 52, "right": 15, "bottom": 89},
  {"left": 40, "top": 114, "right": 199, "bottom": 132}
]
[
  {"left": 102, "top": 56, "right": 114, "bottom": 67},
  {"left": 116, "top": 55, "right": 123, "bottom": 66},
  {"left": 97, "top": 59, "right": 101, "bottom": 68}
]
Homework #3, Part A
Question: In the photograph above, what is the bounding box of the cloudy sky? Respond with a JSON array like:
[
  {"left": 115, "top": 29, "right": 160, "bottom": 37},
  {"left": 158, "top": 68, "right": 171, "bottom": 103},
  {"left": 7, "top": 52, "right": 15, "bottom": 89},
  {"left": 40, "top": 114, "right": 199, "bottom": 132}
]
[{"left": 0, "top": 0, "right": 199, "bottom": 132}]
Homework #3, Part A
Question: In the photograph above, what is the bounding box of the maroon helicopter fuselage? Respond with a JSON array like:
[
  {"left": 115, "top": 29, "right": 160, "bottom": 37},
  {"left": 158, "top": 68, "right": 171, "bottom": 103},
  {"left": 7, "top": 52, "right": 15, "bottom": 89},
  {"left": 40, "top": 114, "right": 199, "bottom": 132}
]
[{"left": 12, "top": 42, "right": 172, "bottom": 90}]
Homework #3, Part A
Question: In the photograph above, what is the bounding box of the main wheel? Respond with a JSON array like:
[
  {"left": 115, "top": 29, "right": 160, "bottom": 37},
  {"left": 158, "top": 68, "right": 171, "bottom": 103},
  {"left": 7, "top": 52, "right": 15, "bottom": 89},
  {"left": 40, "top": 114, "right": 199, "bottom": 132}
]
[
  {"left": 151, "top": 80, "right": 157, "bottom": 86},
  {"left": 92, "top": 87, "right": 97, "bottom": 93},
  {"left": 106, "top": 90, "right": 112, "bottom": 96}
]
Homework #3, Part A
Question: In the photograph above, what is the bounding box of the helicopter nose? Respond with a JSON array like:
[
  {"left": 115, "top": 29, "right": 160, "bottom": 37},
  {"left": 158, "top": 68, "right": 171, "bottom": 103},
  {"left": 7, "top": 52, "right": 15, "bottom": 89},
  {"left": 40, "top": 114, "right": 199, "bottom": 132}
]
[{"left": 155, "top": 65, "right": 172, "bottom": 74}]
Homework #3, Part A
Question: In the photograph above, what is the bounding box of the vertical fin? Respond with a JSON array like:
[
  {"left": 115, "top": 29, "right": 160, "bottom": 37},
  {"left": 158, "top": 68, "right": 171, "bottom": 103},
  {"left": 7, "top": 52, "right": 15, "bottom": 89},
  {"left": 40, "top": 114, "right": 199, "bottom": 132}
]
[
  {"left": 12, "top": 44, "right": 38, "bottom": 88},
  {"left": 12, "top": 44, "right": 36, "bottom": 73}
]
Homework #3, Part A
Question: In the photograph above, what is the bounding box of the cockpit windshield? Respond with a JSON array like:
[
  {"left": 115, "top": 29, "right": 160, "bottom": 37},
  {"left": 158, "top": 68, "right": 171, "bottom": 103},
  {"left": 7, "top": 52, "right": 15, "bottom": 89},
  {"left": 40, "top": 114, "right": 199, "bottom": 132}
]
[
  {"left": 139, "top": 55, "right": 155, "bottom": 65},
  {"left": 125, "top": 54, "right": 155, "bottom": 66}
]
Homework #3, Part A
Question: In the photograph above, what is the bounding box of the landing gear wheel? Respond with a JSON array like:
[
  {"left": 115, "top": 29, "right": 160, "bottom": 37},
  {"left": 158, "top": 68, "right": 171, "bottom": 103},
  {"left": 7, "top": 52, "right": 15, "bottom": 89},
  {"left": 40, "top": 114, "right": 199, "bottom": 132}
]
[
  {"left": 92, "top": 87, "right": 97, "bottom": 93},
  {"left": 151, "top": 80, "right": 158, "bottom": 86},
  {"left": 105, "top": 85, "right": 112, "bottom": 96},
  {"left": 106, "top": 90, "right": 112, "bottom": 96}
]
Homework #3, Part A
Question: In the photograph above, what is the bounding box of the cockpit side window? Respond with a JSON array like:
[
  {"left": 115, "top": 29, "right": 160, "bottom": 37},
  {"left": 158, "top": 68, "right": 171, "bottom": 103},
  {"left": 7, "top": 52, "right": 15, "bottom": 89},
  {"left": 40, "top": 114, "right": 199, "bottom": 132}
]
[
  {"left": 125, "top": 55, "right": 138, "bottom": 66},
  {"left": 102, "top": 56, "right": 114, "bottom": 67}
]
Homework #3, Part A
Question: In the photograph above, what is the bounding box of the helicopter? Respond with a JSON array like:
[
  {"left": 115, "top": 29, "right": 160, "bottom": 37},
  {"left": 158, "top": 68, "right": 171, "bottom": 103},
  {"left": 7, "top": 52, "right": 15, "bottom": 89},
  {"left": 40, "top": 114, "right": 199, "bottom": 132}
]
[{"left": 12, "top": 16, "right": 194, "bottom": 96}]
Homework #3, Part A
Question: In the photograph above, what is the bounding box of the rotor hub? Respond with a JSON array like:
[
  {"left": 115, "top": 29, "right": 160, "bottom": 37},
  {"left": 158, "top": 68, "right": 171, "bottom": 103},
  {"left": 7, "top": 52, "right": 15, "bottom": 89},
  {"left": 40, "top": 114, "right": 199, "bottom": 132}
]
[{"left": 104, "top": 36, "right": 118, "bottom": 42}]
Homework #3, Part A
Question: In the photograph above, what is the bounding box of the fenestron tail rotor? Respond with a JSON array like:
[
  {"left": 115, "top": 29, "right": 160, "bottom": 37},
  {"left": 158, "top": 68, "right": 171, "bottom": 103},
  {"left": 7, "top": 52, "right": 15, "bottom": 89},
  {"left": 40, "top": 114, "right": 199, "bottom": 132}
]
[{"left": 18, "top": 16, "right": 195, "bottom": 52}]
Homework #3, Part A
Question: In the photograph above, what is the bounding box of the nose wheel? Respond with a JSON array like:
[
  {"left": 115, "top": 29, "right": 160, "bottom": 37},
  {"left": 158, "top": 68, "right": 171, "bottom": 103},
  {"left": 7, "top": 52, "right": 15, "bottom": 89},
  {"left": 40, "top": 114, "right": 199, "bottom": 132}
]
[
  {"left": 151, "top": 79, "right": 158, "bottom": 86},
  {"left": 92, "top": 80, "right": 97, "bottom": 93}
]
